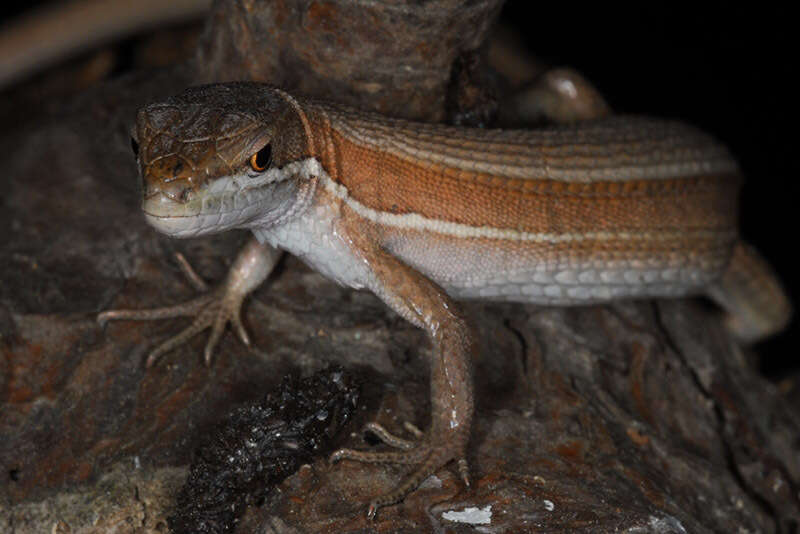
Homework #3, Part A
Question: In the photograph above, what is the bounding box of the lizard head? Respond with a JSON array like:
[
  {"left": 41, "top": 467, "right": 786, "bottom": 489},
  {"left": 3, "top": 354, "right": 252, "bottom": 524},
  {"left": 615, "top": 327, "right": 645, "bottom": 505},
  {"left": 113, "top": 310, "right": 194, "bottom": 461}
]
[{"left": 132, "top": 83, "right": 311, "bottom": 238}]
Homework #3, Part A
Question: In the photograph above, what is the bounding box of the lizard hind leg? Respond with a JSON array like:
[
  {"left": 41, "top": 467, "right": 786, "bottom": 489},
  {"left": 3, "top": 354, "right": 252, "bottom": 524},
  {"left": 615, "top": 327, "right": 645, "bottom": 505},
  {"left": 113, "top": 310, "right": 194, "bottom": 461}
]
[
  {"left": 707, "top": 241, "right": 792, "bottom": 343},
  {"left": 359, "top": 421, "right": 469, "bottom": 486},
  {"left": 330, "top": 429, "right": 470, "bottom": 520},
  {"left": 328, "top": 243, "right": 476, "bottom": 518}
]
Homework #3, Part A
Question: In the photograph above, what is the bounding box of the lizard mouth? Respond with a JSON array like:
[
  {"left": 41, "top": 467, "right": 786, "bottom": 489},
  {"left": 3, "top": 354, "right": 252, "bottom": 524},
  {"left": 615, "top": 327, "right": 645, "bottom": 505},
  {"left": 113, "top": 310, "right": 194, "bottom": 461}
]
[
  {"left": 142, "top": 193, "right": 209, "bottom": 237},
  {"left": 142, "top": 181, "right": 239, "bottom": 237},
  {"left": 143, "top": 192, "right": 199, "bottom": 217},
  {"left": 141, "top": 177, "right": 277, "bottom": 238}
]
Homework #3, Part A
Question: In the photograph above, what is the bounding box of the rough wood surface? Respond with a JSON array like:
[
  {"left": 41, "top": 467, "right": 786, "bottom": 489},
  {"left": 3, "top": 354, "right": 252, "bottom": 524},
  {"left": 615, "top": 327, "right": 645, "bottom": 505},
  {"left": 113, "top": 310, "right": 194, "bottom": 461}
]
[
  {"left": 193, "top": 0, "right": 504, "bottom": 121},
  {"left": 1, "top": 1, "right": 798, "bottom": 532}
]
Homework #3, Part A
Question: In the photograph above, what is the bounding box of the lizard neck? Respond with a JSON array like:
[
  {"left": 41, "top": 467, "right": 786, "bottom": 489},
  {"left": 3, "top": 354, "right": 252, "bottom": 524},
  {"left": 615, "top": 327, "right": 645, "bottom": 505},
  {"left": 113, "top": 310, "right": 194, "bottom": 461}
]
[{"left": 246, "top": 158, "right": 321, "bottom": 231}]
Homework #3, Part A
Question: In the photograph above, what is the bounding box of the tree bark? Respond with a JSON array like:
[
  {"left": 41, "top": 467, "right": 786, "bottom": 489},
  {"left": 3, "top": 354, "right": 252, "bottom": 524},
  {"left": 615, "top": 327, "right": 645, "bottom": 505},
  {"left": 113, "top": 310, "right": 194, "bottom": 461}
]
[{"left": 1, "top": 1, "right": 798, "bottom": 532}]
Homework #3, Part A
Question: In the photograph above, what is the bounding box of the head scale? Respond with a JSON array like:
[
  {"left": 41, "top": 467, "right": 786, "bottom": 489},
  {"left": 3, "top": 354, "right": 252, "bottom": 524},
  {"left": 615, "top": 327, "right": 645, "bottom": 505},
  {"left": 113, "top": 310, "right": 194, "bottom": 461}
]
[{"left": 132, "top": 83, "right": 310, "bottom": 237}]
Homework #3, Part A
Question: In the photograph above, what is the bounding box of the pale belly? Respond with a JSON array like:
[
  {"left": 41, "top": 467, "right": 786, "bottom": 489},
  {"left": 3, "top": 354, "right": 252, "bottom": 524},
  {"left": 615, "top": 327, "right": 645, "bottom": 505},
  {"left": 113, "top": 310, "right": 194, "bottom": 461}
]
[
  {"left": 382, "top": 228, "right": 737, "bottom": 305},
  {"left": 253, "top": 192, "right": 737, "bottom": 306}
]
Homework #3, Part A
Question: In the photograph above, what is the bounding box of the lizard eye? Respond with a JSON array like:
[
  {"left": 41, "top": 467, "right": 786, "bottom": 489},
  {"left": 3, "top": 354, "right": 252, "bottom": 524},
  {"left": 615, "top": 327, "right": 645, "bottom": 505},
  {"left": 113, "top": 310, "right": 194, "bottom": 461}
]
[{"left": 249, "top": 143, "right": 272, "bottom": 172}]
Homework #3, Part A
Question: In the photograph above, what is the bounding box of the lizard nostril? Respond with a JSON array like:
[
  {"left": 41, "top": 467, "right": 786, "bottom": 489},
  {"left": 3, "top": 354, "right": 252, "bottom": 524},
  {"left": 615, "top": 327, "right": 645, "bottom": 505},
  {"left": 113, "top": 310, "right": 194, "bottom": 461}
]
[{"left": 141, "top": 171, "right": 195, "bottom": 203}]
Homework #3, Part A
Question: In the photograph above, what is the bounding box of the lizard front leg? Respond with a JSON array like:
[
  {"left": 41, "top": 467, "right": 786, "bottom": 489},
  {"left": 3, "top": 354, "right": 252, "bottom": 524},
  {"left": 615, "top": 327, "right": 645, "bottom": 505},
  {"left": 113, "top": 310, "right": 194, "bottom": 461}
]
[
  {"left": 330, "top": 246, "right": 476, "bottom": 518},
  {"left": 99, "top": 236, "right": 281, "bottom": 366}
]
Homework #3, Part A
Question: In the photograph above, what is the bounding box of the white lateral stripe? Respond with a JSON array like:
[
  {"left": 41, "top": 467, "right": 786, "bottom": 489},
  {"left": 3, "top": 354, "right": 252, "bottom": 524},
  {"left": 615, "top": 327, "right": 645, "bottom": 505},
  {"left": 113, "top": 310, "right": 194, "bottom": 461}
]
[{"left": 299, "top": 158, "right": 735, "bottom": 243}]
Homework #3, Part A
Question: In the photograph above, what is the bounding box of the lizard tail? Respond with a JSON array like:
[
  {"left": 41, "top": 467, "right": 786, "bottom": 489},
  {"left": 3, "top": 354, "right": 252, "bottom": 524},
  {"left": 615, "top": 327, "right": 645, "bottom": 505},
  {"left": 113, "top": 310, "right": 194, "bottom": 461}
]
[{"left": 707, "top": 241, "right": 792, "bottom": 343}]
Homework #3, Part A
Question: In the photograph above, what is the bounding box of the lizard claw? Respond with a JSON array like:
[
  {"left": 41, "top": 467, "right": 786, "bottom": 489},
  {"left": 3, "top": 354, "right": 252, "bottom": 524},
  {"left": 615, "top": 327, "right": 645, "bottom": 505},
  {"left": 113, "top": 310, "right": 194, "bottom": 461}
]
[
  {"left": 100, "top": 254, "right": 251, "bottom": 367},
  {"left": 330, "top": 422, "right": 470, "bottom": 519},
  {"left": 100, "top": 239, "right": 278, "bottom": 366}
]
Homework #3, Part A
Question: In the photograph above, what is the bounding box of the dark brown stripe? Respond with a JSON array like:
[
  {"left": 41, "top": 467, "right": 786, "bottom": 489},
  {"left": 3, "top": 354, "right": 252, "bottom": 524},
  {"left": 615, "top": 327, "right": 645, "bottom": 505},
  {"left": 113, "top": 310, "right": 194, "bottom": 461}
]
[{"left": 314, "top": 121, "right": 741, "bottom": 235}]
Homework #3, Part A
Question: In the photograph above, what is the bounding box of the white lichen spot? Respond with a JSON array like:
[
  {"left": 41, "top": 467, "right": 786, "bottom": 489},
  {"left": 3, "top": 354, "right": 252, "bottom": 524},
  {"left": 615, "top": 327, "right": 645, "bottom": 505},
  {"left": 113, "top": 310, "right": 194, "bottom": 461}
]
[
  {"left": 624, "top": 515, "right": 688, "bottom": 533},
  {"left": 442, "top": 505, "right": 492, "bottom": 525},
  {"left": 418, "top": 474, "right": 442, "bottom": 490},
  {"left": 543, "top": 499, "right": 555, "bottom": 511},
  {"left": 647, "top": 515, "right": 687, "bottom": 533}
]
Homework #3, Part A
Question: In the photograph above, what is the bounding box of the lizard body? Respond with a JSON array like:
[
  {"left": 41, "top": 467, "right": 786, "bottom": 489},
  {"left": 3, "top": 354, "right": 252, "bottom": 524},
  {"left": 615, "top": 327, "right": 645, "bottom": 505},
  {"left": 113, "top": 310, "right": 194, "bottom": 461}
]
[{"left": 101, "top": 82, "right": 791, "bottom": 516}]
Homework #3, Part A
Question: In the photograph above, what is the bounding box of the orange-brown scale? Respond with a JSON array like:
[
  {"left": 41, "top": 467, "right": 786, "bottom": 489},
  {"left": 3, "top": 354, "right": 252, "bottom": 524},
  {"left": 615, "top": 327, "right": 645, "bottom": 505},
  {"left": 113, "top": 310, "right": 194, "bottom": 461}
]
[{"left": 307, "top": 114, "right": 740, "bottom": 237}]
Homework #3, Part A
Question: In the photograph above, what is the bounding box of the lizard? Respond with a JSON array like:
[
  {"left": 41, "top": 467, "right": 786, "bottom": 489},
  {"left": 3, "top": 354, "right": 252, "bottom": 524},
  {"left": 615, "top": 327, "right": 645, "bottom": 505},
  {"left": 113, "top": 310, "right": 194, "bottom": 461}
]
[{"left": 98, "top": 81, "right": 791, "bottom": 518}]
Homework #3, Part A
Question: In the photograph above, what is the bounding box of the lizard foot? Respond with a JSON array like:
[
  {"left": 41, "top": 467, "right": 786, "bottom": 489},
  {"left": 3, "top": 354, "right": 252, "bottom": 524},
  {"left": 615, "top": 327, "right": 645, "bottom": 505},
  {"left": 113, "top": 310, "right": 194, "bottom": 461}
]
[
  {"left": 98, "top": 253, "right": 251, "bottom": 367},
  {"left": 330, "top": 422, "right": 470, "bottom": 519}
]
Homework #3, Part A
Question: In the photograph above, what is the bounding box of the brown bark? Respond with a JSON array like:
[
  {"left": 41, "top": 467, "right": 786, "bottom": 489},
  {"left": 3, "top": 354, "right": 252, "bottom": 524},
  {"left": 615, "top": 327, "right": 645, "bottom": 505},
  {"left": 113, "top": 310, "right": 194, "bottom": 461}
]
[
  {"left": 193, "top": 0, "right": 504, "bottom": 121},
  {"left": 1, "top": 1, "right": 798, "bottom": 532}
]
